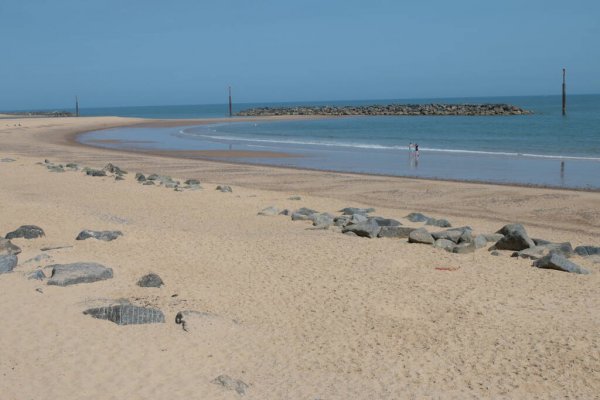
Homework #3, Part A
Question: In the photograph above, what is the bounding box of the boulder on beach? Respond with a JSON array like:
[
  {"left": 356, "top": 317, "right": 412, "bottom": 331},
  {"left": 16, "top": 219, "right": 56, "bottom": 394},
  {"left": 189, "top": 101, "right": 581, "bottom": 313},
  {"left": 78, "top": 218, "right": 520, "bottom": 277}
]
[
  {"left": 426, "top": 218, "right": 452, "bottom": 228},
  {"left": 288, "top": 195, "right": 302, "bottom": 200},
  {"left": 103, "top": 163, "right": 127, "bottom": 175},
  {"left": 342, "top": 219, "right": 381, "bottom": 238},
  {"left": 369, "top": 217, "right": 402, "bottom": 227},
  {"left": 137, "top": 273, "right": 164, "bottom": 288},
  {"left": 493, "top": 223, "right": 535, "bottom": 251},
  {"left": 574, "top": 245, "right": 600, "bottom": 257},
  {"left": 311, "top": 212, "right": 334, "bottom": 227},
  {"left": 533, "top": 253, "right": 589, "bottom": 274},
  {"left": 84, "top": 303, "right": 165, "bottom": 325},
  {"left": 184, "top": 179, "right": 200, "bottom": 185},
  {"left": 258, "top": 206, "right": 279, "bottom": 216},
  {"left": 47, "top": 262, "right": 113, "bottom": 286},
  {"left": 434, "top": 239, "right": 456, "bottom": 252},
  {"left": 76, "top": 230, "right": 123, "bottom": 242},
  {"left": 85, "top": 169, "right": 106, "bottom": 177},
  {"left": 135, "top": 173, "right": 146, "bottom": 182},
  {"left": 0, "top": 238, "right": 21, "bottom": 256},
  {"left": 5, "top": 225, "right": 45, "bottom": 240},
  {"left": 513, "top": 242, "right": 574, "bottom": 260},
  {"left": 340, "top": 207, "right": 375, "bottom": 215},
  {"left": 406, "top": 212, "right": 430, "bottom": 222},
  {"left": 378, "top": 226, "right": 415, "bottom": 239},
  {"left": 431, "top": 229, "right": 463, "bottom": 243},
  {"left": 408, "top": 228, "right": 434, "bottom": 244},
  {"left": 212, "top": 375, "right": 249, "bottom": 396},
  {"left": 216, "top": 185, "right": 232, "bottom": 192},
  {"left": 0, "top": 254, "right": 18, "bottom": 274}
]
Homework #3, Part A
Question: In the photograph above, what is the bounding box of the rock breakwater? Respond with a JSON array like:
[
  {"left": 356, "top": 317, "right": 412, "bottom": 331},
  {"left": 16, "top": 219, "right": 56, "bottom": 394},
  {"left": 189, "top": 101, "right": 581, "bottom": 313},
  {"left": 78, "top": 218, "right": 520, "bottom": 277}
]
[{"left": 237, "top": 103, "right": 531, "bottom": 116}]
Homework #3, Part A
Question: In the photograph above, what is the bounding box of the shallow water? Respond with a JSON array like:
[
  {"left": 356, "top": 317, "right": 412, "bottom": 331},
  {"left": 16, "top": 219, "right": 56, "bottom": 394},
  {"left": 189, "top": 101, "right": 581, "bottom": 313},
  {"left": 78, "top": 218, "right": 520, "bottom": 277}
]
[{"left": 79, "top": 95, "right": 600, "bottom": 189}]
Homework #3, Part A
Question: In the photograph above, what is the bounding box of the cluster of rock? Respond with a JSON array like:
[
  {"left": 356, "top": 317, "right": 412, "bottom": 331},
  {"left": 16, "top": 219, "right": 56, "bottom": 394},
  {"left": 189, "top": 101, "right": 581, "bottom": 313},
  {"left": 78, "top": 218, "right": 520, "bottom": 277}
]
[
  {"left": 237, "top": 103, "right": 532, "bottom": 117},
  {"left": 258, "top": 205, "right": 596, "bottom": 274}
]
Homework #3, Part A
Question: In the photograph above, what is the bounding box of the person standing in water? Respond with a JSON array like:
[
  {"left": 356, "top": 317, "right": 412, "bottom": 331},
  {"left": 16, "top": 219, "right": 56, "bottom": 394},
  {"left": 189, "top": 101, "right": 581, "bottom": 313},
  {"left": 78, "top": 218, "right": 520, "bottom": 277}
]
[
  {"left": 415, "top": 143, "right": 419, "bottom": 157},
  {"left": 408, "top": 142, "right": 413, "bottom": 155}
]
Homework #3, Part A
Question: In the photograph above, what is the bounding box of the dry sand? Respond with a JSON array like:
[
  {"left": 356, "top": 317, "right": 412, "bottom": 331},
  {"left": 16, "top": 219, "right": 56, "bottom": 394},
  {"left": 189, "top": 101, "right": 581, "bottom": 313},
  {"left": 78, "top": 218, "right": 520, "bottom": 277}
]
[{"left": 0, "top": 117, "right": 599, "bottom": 399}]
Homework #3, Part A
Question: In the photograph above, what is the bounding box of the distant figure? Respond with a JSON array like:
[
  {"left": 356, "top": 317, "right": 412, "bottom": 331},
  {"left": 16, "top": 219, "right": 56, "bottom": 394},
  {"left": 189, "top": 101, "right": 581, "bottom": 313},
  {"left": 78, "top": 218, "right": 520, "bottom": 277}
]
[
  {"left": 415, "top": 143, "right": 419, "bottom": 157},
  {"left": 408, "top": 142, "right": 413, "bottom": 154}
]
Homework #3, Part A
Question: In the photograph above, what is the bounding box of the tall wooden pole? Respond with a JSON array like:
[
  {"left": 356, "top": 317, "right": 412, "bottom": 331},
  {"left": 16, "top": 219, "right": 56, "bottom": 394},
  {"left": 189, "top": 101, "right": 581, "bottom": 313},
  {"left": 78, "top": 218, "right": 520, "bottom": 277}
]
[
  {"left": 562, "top": 68, "right": 566, "bottom": 116},
  {"left": 75, "top": 96, "right": 79, "bottom": 117},
  {"left": 228, "top": 86, "right": 232, "bottom": 117}
]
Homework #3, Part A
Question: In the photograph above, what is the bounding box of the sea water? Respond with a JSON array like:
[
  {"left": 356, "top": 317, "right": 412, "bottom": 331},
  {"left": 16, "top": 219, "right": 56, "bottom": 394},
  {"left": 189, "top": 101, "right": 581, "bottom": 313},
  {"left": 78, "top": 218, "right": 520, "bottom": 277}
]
[{"left": 78, "top": 95, "right": 600, "bottom": 189}]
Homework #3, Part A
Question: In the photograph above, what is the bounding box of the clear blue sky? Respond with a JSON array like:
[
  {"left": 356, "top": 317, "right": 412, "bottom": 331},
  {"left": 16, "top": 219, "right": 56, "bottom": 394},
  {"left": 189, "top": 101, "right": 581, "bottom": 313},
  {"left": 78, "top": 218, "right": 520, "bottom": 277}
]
[{"left": 1, "top": 0, "right": 599, "bottom": 110}]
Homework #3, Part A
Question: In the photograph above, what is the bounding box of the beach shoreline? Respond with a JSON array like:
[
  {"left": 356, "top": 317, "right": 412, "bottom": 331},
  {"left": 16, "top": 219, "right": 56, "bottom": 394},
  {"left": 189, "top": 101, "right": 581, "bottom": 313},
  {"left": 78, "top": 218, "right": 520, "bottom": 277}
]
[{"left": 1, "top": 115, "right": 599, "bottom": 399}]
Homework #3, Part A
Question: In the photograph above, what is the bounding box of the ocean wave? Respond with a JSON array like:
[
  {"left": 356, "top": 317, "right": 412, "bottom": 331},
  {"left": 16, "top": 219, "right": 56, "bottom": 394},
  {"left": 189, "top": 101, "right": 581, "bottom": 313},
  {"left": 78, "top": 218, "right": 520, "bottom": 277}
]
[{"left": 177, "top": 128, "right": 600, "bottom": 162}]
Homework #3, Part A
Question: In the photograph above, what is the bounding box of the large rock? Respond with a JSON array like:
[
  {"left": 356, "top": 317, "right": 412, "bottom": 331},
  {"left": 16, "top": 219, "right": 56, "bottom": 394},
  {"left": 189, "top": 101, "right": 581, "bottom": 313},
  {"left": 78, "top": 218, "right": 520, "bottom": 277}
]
[
  {"left": 406, "top": 212, "right": 429, "bottom": 222},
  {"left": 433, "top": 239, "right": 456, "bottom": 252},
  {"left": 340, "top": 207, "right": 375, "bottom": 215},
  {"left": 425, "top": 218, "right": 452, "bottom": 228},
  {"left": 378, "top": 226, "right": 415, "bottom": 239},
  {"left": 216, "top": 185, "right": 232, "bottom": 193},
  {"left": 369, "top": 217, "right": 402, "bottom": 227},
  {"left": 137, "top": 273, "right": 164, "bottom": 288},
  {"left": 212, "top": 375, "right": 249, "bottom": 396},
  {"left": 294, "top": 207, "right": 318, "bottom": 216},
  {"left": 291, "top": 207, "right": 319, "bottom": 221},
  {"left": 0, "top": 255, "right": 18, "bottom": 274},
  {"left": 575, "top": 246, "right": 600, "bottom": 257},
  {"left": 76, "top": 230, "right": 123, "bottom": 241},
  {"left": 257, "top": 206, "right": 279, "bottom": 216},
  {"left": 47, "top": 262, "right": 113, "bottom": 286},
  {"left": 342, "top": 219, "right": 381, "bottom": 238},
  {"left": 333, "top": 215, "right": 351, "bottom": 227},
  {"left": 135, "top": 173, "right": 146, "bottom": 182},
  {"left": 533, "top": 253, "right": 590, "bottom": 274},
  {"left": 311, "top": 213, "right": 334, "bottom": 227},
  {"left": 431, "top": 229, "right": 462, "bottom": 243},
  {"left": 85, "top": 169, "right": 106, "bottom": 177},
  {"left": 103, "top": 163, "right": 127, "bottom": 175},
  {"left": 0, "top": 238, "right": 21, "bottom": 255},
  {"left": 514, "top": 242, "right": 574, "bottom": 260},
  {"left": 493, "top": 223, "right": 535, "bottom": 251},
  {"left": 408, "top": 228, "right": 434, "bottom": 244},
  {"left": 5, "top": 225, "right": 45, "bottom": 239},
  {"left": 84, "top": 304, "right": 165, "bottom": 325},
  {"left": 473, "top": 234, "right": 488, "bottom": 249}
]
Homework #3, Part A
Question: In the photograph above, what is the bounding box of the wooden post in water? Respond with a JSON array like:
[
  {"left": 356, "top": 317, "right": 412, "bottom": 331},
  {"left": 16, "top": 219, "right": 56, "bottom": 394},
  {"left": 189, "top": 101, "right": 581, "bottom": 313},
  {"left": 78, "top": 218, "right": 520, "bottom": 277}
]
[
  {"left": 562, "top": 68, "right": 566, "bottom": 116},
  {"left": 75, "top": 96, "right": 80, "bottom": 117},
  {"left": 228, "top": 86, "right": 232, "bottom": 117}
]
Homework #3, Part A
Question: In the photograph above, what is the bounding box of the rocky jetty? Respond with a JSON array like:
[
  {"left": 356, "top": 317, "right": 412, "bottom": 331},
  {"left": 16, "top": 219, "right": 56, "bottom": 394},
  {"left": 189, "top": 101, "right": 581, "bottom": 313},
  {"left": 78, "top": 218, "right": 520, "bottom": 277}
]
[{"left": 237, "top": 103, "right": 531, "bottom": 117}]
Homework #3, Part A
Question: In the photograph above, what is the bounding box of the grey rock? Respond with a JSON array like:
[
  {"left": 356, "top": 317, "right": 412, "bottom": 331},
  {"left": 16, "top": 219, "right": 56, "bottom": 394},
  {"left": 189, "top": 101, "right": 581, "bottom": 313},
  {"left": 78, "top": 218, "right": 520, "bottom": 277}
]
[
  {"left": 458, "top": 229, "right": 474, "bottom": 244},
  {"left": 212, "top": 375, "right": 249, "bottom": 396},
  {"left": 533, "top": 238, "right": 552, "bottom": 246},
  {"left": 433, "top": 239, "right": 456, "bottom": 252},
  {"left": 258, "top": 206, "right": 279, "bottom": 216},
  {"left": 164, "top": 182, "right": 178, "bottom": 189},
  {"left": 340, "top": 207, "right": 375, "bottom": 215},
  {"left": 184, "top": 179, "right": 200, "bottom": 185},
  {"left": 342, "top": 219, "right": 381, "bottom": 238},
  {"left": 27, "top": 269, "right": 46, "bottom": 280},
  {"left": 431, "top": 229, "right": 462, "bottom": 243},
  {"left": 333, "top": 215, "right": 351, "bottom": 227},
  {"left": 494, "top": 223, "right": 535, "bottom": 251},
  {"left": 490, "top": 250, "right": 500, "bottom": 256},
  {"left": 84, "top": 304, "right": 165, "bottom": 325},
  {"left": 47, "top": 165, "right": 65, "bottom": 173},
  {"left": 278, "top": 209, "right": 291, "bottom": 216},
  {"left": 288, "top": 195, "right": 301, "bottom": 200},
  {"left": 343, "top": 231, "right": 358, "bottom": 237},
  {"left": 47, "top": 262, "right": 113, "bottom": 286},
  {"left": 533, "top": 253, "right": 590, "bottom": 274},
  {"left": 142, "top": 181, "right": 155, "bottom": 185},
  {"left": 369, "top": 217, "right": 402, "bottom": 227},
  {"left": 408, "top": 228, "right": 434, "bottom": 245},
  {"left": 291, "top": 212, "right": 314, "bottom": 221},
  {"left": 483, "top": 233, "right": 504, "bottom": 242},
  {"left": 65, "top": 163, "right": 79, "bottom": 170},
  {"left": 453, "top": 243, "right": 476, "bottom": 254},
  {"left": 514, "top": 242, "right": 574, "bottom": 260},
  {"left": 0, "top": 254, "right": 18, "bottom": 274},
  {"left": 406, "top": 212, "right": 429, "bottom": 222},
  {"left": 294, "top": 207, "right": 319, "bottom": 216},
  {"left": 135, "top": 173, "right": 146, "bottom": 182},
  {"left": 378, "top": 226, "right": 415, "bottom": 238},
  {"left": 5, "top": 225, "right": 45, "bottom": 239},
  {"left": 574, "top": 246, "right": 600, "bottom": 257},
  {"left": 146, "top": 174, "right": 160, "bottom": 180},
  {"left": 103, "top": 163, "right": 127, "bottom": 175},
  {"left": 137, "top": 273, "right": 164, "bottom": 288},
  {"left": 0, "top": 238, "right": 21, "bottom": 256},
  {"left": 76, "top": 230, "right": 123, "bottom": 242},
  {"left": 473, "top": 235, "right": 488, "bottom": 249},
  {"left": 311, "top": 213, "right": 334, "bottom": 227},
  {"left": 85, "top": 169, "right": 106, "bottom": 177},
  {"left": 349, "top": 214, "right": 368, "bottom": 225},
  {"left": 426, "top": 218, "right": 452, "bottom": 228},
  {"left": 216, "top": 185, "right": 232, "bottom": 192}
]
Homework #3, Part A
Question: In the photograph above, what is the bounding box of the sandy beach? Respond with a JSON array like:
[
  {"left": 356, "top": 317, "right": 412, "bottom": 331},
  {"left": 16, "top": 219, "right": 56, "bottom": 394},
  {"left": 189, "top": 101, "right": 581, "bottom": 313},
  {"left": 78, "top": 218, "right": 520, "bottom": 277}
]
[{"left": 1, "top": 117, "right": 599, "bottom": 399}]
